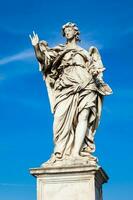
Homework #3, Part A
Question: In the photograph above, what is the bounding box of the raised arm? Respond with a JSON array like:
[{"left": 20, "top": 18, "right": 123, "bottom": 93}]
[{"left": 29, "top": 31, "right": 45, "bottom": 63}]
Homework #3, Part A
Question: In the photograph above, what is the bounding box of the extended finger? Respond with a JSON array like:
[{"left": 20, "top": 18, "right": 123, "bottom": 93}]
[
  {"left": 29, "top": 34, "right": 32, "bottom": 40},
  {"left": 33, "top": 31, "right": 36, "bottom": 36}
]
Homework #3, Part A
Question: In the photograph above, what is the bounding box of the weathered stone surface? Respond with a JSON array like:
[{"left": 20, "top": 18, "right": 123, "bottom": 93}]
[
  {"left": 29, "top": 22, "right": 111, "bottom": 200},
  {"left": 30, "top": 164, "right": 108, "bottom": 200},
  {"left": 29, "top": 22, "right": 112, "bottom": 163}
]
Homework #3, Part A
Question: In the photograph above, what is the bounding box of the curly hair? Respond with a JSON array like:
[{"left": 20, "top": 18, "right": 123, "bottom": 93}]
[{"left": 62, "top": 22, "right": 81, "bottom": 42}]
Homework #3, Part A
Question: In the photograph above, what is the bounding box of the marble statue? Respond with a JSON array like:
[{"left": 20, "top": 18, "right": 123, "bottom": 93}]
[{"left": 29, "top": 22, "right": 112, "bottom": 166}]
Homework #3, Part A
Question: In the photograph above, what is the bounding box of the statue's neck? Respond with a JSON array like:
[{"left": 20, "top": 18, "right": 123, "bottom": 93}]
[{"left": 66, "top": 38, "right": 77, "bottom": 49}]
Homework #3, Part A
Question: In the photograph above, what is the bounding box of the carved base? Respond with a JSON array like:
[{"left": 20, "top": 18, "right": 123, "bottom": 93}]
[{"left": 30, "top": 163, "right": 108, "bottom": 200}]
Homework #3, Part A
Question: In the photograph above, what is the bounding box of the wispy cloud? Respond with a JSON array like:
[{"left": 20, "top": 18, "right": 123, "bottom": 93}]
[{"left": 0, "top": 49, "right": 34, "bottom": 66}]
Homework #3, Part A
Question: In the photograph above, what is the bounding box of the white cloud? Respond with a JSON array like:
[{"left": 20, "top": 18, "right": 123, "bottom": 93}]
[{"left": 0, "top": 49, "right": 34, "bottom": 65}]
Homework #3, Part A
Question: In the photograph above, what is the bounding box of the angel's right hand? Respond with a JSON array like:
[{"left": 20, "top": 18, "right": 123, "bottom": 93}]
[{"left": 29, "top": 31, "right": 39, "bottom": 46}]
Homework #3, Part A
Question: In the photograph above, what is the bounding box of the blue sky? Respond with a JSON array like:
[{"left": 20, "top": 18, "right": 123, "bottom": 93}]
[{"left": 0, "top": 0, "right": 133, "bottom": 199}]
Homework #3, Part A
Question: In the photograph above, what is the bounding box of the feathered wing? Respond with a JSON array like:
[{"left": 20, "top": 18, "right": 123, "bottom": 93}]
[
  {"left": 81, "top": 46, "right": 113, "bottom": 155},
  {"left": 88, "top": 46, "right": 113, "bottom": 95},
  {"left": 88, "top": 46, "right": 104, "bottom": 80}
]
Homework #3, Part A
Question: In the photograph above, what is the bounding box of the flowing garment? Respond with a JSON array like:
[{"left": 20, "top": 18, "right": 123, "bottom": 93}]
[{"left": 38, "top": 45, "right": 111, "bottom": 159}]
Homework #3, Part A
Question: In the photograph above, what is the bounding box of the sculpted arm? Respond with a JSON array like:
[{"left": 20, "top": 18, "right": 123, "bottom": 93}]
[
  {"left": 29, "top": 31, "right": 45, "bottom": 63},
  {"left": 29, "top": 31, "right": 57, "bottom": 113}
]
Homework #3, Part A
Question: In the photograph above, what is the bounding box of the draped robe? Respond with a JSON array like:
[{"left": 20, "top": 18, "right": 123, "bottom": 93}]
[{"left": 37, "top": 44, "right": 112, "bottom": 159}]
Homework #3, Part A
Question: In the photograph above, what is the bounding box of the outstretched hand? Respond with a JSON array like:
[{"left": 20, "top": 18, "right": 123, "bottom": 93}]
[{"left": 29, "top": 31, "right": 39, "bottom": 46}]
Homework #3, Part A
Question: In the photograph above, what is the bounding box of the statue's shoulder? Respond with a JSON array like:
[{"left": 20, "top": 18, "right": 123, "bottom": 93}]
[
  {"left": 81, "top": 46, "right": 101, "bottom": 60},
  {"left": 52, "top": 44, "right": 65, "bottom": 52},
  {"left": 79, "top": 45, "right": 99, "bottom": 56},
  {"left": 76, "top": 45, "right": 90, "bottom": 60}
]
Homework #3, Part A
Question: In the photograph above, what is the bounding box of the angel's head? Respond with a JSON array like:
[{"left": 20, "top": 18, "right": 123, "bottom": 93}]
[{"left": 62, "top": 22, "right": 80, "bottom": 42}]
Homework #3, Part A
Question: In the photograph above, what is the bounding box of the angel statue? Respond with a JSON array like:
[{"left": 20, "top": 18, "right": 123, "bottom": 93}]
[{"left": 29, "top": 22, "right": 112, "bottom": 166}]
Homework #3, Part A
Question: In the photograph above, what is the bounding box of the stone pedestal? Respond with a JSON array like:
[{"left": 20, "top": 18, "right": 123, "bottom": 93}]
[{"left": 30, "top": 164, "right": 108, "bottom": 200}]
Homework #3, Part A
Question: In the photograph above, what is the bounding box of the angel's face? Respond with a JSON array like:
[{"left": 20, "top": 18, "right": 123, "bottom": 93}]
[{"left": 64, "top": 27, "right": 76, "bottom": 40}]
